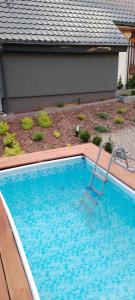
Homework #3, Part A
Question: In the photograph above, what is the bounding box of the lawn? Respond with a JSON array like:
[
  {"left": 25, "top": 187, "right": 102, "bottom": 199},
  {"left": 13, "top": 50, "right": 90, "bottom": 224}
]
[{"left": 0, "top": 99, "right": 135, "bottom": 157}]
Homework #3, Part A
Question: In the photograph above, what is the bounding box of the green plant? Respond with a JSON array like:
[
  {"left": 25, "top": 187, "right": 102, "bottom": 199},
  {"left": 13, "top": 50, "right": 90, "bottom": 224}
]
[
  {"left": 131, "top": 90, "right": 135, "bottom": 96},
  {"left": 77, "top": 114, "right": 86, "bottom": 121},
  {"left": 121, "top": 92, "right": 129, "bottom": 97},
  {"left": 0, "top": 121, "right": 9, "bottom": 135},
  {"left": 57, "top": 103, "right": 64, "bottom": 107},
  {"left": 53, "top": 130, "right": 61, "bottom": 138},
  {"left": 126, "top": 74, "right": 135, "bottom": 89},
  {"left": 94, "top": 125, "right": 109, "bottom": 133},
  {"left": 92, "top": 135, "right": 102, "bottom": 146},
  {"left": 4, "top": 143, "right": 23, "bottom": 157},
  {"left": 117, "top": 76, "right": 123, "bottom": 90},
  {"left": 3, "top": 131, "right": 23, "bottom": 156},
  {"left": 37, "top": 112, "right": 52, "bottom": 128},
  {"left": 116, "top": 107, "right": 127, "bottom": 114},
  {"left": 105, "top": 139, "right": 113, "bottom": 154},
  {"left": 32, "top": 131, "right": 43, "bottom": 142},
  {"left": 80, "top": 130, "right": 90, "bottom": 142},
  {"left": 66, "top": 143, "right": 72, "bottom": 147},
  {"left": 97, "top": 112, "right": 109, "bottom": 120},
  {"left": 21, "top": 117, "right": 34, "bottom": 130},
  {"left": 132, "top": 117, "right": 135, "bottom": 123},
  {"left": 114, "top": 117, "right": 124, "bottom": 125},
  {"left": 3, "top": 133, "right": 16, "bottom": 148}
]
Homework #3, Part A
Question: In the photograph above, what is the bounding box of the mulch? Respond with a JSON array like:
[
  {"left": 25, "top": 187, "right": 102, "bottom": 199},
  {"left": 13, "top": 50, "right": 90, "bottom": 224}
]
[{"left": 0, "top": 100, "right": 135, "bottom": 157}]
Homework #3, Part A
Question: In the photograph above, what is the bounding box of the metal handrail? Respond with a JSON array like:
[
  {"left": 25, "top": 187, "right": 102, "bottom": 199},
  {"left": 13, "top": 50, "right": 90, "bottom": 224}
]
[
  {"left": 90, "top": 140, "right": 113, "bottom": 184},
  {"left": 113, "top": 152, "right": 135, "bottom": 172},
  {"left": 113, "top": 146, "right": 129, "bottom": 169},
  {"left": 89, "top": 142, "right": 132, "bottom": 197}
]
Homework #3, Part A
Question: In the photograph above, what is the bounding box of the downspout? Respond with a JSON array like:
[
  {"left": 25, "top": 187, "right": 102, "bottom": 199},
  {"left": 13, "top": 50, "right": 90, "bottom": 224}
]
[{"left": 0, "top": 44, "right": 8, "bottom": 113}]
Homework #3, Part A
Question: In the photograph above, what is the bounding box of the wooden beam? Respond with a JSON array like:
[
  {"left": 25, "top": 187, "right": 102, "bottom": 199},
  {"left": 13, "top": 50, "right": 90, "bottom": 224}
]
[
  {"left": 0, "top": 200, "right": 33, "bottom": 300},
  {"left": 0, "top": 255, "right": 10, "bottom": 300}
]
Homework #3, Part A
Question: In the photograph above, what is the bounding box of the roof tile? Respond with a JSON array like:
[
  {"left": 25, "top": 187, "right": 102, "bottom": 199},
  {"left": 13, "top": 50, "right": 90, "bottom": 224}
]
[{"left": 0, "top": 0, "right": 130, "bottom": 46}]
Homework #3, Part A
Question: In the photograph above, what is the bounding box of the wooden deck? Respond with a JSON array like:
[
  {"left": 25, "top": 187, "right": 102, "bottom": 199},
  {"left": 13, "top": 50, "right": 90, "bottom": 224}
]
[
  {"left": 0, "top": 143, "right": 135, "bottom": 190},
  {"left": 0, "top": 200, "right": 33, "bottom": 300},
  {"left": 0, "top": 143, "right": 135, "bottom": 299}
]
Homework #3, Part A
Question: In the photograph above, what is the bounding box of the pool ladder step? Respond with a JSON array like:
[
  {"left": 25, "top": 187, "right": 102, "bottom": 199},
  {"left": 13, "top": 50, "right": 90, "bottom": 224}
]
[
  {"left": 84, "top": 191, "right": 98, "bottom": 206},
  {"left": 93, "top": 171, "right": 107, "bottom": 183},
  {"left": 81, "top": 191, "right": 98, "bottom": 213}
]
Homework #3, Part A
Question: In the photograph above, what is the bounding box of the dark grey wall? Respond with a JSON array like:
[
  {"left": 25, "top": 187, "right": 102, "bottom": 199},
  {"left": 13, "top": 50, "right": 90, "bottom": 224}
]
[
  {"left": 2, "top": 52, "right": 118, "bottom": 113},
  {"left": 0, "top": 58, "right": 4, "bottom": 98},
  {"left": 5, "top": 91, "right": 116, "bottom": 113},
  {"left": 0, "top": 58, "right": 4, "bottom": 111}
]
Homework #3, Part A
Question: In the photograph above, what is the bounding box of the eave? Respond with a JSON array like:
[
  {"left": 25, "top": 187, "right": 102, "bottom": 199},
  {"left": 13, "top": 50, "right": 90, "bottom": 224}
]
[{"left": 0, "top": 40, "right": 128, "bottom": 54}]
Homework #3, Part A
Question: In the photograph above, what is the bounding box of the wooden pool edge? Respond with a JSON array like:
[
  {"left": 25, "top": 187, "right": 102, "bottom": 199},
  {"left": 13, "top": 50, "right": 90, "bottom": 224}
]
[
  {"left": 0, "top": 143, "right": 135, "bottom": 191},
  {"left": 0, "top": 199, "right": 33, "bottom": 300}
]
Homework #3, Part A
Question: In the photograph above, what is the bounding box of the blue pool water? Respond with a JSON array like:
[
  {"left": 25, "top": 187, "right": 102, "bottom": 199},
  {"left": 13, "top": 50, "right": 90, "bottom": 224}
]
[{"left": 0, "top": 156, "right": 135, "bottom": 300}]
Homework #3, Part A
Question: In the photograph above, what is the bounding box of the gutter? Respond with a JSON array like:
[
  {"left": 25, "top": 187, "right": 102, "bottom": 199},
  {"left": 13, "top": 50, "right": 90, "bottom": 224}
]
[
  {"left": 1, "top": 38, "right": 129, "bottom": 48},
  {"left": 2, "top": 41, "right": 128, "bottom": 54},
  {"left": 0, "top": 44, "right": 8, "bottom": 113},
  {"left": 116, "top": 22, "right": 135, "bottom": 28}
]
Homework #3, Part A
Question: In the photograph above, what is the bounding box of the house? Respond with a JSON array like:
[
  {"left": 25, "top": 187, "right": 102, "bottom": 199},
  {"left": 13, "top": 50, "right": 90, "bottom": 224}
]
[
  {"left": 88, "top": 0, "right": 135, "bottom": 86},
  {"left": 115, "top": 0, "right": 135, "bottom": 85},
  {"left": 0, "top": 0, "right": 128, "bottom": 114}
]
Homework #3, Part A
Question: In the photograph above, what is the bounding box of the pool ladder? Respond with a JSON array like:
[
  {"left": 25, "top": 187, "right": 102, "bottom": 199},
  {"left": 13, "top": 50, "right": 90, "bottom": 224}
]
[{"left": 88, "top": 141, "right": 129, "bottom": 197}]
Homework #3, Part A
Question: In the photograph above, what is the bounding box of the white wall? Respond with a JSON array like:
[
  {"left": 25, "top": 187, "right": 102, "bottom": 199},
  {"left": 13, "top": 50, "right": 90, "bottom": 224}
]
[{"left": 118, "top": 51, "right": 128, "bottom": 87}]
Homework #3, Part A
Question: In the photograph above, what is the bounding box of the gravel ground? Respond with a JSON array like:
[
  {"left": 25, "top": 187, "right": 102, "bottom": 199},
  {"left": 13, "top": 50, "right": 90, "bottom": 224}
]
[{"left": 102, "top": 127, "right": 135, "bottom": 160}]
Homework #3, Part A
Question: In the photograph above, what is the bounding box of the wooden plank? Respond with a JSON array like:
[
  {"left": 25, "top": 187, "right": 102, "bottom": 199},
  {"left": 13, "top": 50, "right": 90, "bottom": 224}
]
[
  {"left": 0, "top": 145, "right": 84, "bottom": 170},
  {"left": 0, "top": 200, "right": 33, "bottom": 300},
  {"left": 0, "top": 144, "right": 134, "bottom": 190},
  {"left": 0, "top": 255, "right": 10, "bottom": 300}
]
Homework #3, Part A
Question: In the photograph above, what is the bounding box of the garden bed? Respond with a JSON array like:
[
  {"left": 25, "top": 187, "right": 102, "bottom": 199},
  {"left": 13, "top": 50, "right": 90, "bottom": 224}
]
[{"left": 0, "top": 99, "right": 135, "bottom": 157}]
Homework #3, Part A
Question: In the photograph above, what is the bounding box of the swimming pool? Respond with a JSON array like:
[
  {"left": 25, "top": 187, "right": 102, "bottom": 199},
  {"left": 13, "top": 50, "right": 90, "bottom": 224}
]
[{"left": 0, "top": 156, "right": 135, "bottom": 300}]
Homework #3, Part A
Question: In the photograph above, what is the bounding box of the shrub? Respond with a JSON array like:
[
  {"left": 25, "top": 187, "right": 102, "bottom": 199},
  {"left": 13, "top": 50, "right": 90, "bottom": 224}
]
[
  {"left": 131, "top": 90, "right": 135, "bottom": 96},
  {"left": 117, "top": 76, "right": 123, "bottom": 90},
  {"left": 116, "top": 107, "right": 127, "bottom": 114},
  {"left": 3, "top": 132, "right": 23, "bottom": 156},
  {"left": 105, "top": 139, "right": 113, "bottom": 154},
  {"left": 57, "top": 103, "right": 64, "bottom": 107},
  {"left": 94, "top": 125, "right": 109, "bottom": 133},
  {"left": 77, "top": 114, "right": 86, "bottom": 121},
  {"left": 21, "top": 117, "right": 33, "bottom": 130},
  {"left": 121, "top": 92, "right": 129, "bottom": 97},
  {"left": 80, "top": 130, "right": 90, "bottom": 142},
  {"left": 0, "top": 121, "right": 9, "bottom": 135},
  {"left": 4, "top": 144, "right": 23, "bottom": 157},
  {"left": 114, "top": 117, "right": 124, "bottom": 125},
  {"left": 132, "top": 117, "right": 135, "bottom": 123},
  {"left": 92, "top": 135, "right": 102, "bottom": 146},
  {"left": 97, "top": 112, "right": 109, "bottom": 120},
  {"left": 126, "top": 74, "right": 135, "bottom": 89},
  {"left": 37, "top": 112, "right": 52, "bottom": 128},
  {"left": 53, "top": 130, "right": 61, "bottom": 138},
  {"left": 3, "top": 133, "right": 16, "bottom": 148},
  {"left": 32, "top": 131, "right": 43, "bottom": 142},
  {"left": 66, "top": 143, "right": 72, "bottom": 147}
]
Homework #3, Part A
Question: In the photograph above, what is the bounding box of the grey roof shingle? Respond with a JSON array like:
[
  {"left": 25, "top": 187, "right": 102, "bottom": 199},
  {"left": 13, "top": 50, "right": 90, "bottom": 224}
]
[
  {"left": 86, "top": 0, "right": 135, "bottom": 25},
  {"left": 0, "top": 0, "right": 130, "bottom": 46}
]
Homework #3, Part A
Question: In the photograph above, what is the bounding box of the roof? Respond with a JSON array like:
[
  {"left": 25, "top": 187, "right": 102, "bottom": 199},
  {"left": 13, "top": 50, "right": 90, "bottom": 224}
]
[
  {"left": 0, "top": 0, "right": 130, "bottom": 46},
  {"left": 88, "top": 0, "right": 135, "bottom": 26}
]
